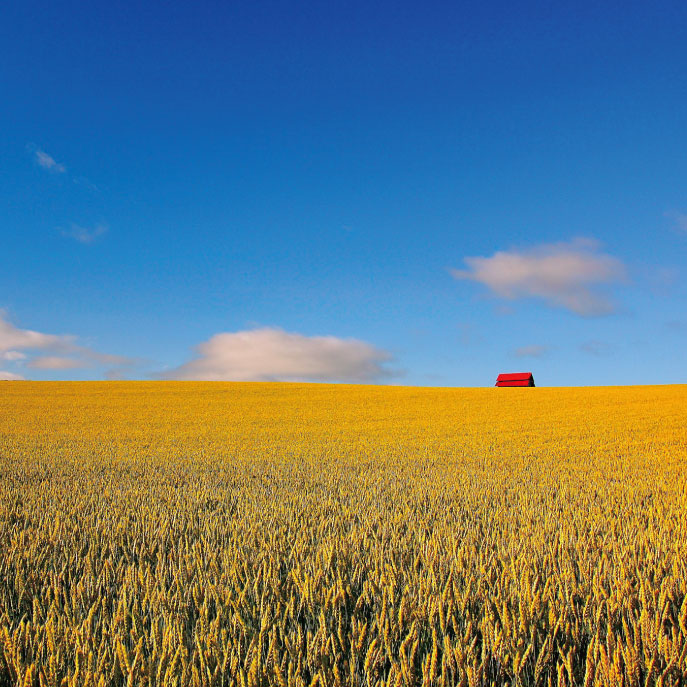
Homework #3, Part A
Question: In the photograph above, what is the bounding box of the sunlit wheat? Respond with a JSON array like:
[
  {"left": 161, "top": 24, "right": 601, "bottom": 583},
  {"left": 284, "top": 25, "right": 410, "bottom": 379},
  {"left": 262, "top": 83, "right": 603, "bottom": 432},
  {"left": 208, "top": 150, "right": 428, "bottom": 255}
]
[{"left": 1, "top": 382, "right": 686, "bottom": 686}]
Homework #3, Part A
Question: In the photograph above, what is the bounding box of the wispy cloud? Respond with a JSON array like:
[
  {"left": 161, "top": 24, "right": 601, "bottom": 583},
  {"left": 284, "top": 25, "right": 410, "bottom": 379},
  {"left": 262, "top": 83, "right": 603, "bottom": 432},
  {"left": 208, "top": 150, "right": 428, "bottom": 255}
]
[
  {"left": 34, "top": 148, "right": 66, "bottom": 173},
  {"left": 0, "top": 311, "right": 75, "bottom": 353},
  {"left": 29, "top": 144, "right": 101, "bottom": 192},
  {"left": 61, "top": 223, "right": 108, "bottom": 244},
  {"left": 27, "top": 356, "right": 88, "bottom": 370},
  {"left": 158, "top": 328, "right": 395, "bottom": 382},
  {"left": 579, "top": 340, "right": 614, "bottom": 356},
  {"left": 0, "top": 370, "right": 25, "bottom": 380},
  {"left": 665, "top": 211, "right": 687, "bottom": 234},
  {"left": 73, "top": 176, "right": 100, "bottom": 192},
  {"left": 451, "top": 238, "right": 627, "bottom": 316},
  {"left": 514, "top": 345, "right": 551, "bottom": 358},
  {"left": 0, "top": 311, "right": 134, "bottom": 377},
  {"left": 1, "top": 351, "right": 26, "bottom": 361}
]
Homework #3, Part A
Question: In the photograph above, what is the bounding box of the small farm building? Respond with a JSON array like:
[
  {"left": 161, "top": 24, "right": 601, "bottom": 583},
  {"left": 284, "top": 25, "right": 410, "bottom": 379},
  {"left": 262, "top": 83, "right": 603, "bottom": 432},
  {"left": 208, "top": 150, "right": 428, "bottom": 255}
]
[{"left": 495, "top": 372, "right": 535, "bottom": 387}]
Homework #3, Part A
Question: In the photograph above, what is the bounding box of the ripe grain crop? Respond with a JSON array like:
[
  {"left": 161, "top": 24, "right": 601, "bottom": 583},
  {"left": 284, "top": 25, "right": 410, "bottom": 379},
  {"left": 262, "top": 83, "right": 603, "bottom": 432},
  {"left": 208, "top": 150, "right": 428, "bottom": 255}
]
[{"left": 1, "top": 382, "right": 686, "bottom": 686}]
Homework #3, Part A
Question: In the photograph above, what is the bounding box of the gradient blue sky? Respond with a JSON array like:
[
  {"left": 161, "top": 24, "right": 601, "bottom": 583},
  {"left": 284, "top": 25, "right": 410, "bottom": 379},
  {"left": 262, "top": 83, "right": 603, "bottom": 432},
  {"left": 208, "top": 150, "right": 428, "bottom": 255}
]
[{"left": 2, "top": 0, "right": 687, "bottom": 385}]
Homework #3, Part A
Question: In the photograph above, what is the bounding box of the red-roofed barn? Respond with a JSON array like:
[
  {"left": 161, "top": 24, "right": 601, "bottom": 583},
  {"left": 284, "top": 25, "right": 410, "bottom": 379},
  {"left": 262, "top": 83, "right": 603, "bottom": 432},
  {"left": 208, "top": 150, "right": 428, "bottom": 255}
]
[{"left": 495, "top": 372, "right": 535, "bottom": 387}]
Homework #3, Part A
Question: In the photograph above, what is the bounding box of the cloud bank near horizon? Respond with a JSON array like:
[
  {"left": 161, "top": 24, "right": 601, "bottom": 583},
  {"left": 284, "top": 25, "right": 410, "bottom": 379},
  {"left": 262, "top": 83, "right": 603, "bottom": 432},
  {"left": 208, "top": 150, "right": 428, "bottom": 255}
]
[
  {"left": 0, "top": 312, "right": 75, "bottom": 354},
  {"left": 158, "top": 328, "right": 395, "bottom": 382},
  {"left": 0, "top": 369, "right": 25, "bottom": 380},
  {"left": 0, "top": 312, "right": 134, "bottom": 377}
]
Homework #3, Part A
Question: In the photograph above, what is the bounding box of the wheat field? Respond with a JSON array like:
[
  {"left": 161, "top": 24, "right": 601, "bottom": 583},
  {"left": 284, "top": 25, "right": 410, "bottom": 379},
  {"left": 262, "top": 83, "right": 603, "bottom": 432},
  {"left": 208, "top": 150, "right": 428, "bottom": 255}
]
[{"left": 1, "top": 382, "right": 686, "bottom": 687}]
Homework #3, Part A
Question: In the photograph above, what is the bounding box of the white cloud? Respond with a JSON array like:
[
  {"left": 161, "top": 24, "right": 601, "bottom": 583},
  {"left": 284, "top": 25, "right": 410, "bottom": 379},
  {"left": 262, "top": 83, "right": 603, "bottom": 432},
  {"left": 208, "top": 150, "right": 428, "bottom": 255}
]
[
  {"left": 1, "top": 351, "right": 26, "bottom": 361},
  {"left": 34, "top": 149, "right": 66, "bottom": 173},
  {"left": 27, "top": 356, "right": 88, "bottom": 370},
  {"left": 62, "top": 223, "right": 108, "bottom": 244},
  {"left": 451, "top": 238, "right": 627, "bottom": 316},
  {"left": 0, "top": 311, "right": 134, "bottom": 376},
  {"left": 0, "top": 370, "right": 25, "bottom": 380},
  {"left": 159, "top": 328, "right": 395, "bottom": 382},
  {"left": 0, "top": 312, "right": 74, "bottom": 353},
  {"left": 514, "top": 345, "right": 551, "bottom": 358}
]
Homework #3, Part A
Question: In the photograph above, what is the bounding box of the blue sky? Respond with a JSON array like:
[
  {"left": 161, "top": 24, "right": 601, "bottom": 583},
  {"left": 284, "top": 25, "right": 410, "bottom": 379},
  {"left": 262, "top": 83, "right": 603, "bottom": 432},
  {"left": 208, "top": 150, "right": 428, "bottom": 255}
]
[{"left": 2, "top": 0, "right": 686, "bottom": 385}]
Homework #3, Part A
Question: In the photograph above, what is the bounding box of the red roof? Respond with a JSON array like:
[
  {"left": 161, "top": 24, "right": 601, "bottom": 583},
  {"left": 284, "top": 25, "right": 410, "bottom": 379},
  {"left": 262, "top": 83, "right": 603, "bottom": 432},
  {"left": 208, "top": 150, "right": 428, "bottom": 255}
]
[
  {"left": 496, "top": 372, "right": 533, "bottom": 382},
  {"left": 495, "top": 372, "right": 535, "bottom": 387}
]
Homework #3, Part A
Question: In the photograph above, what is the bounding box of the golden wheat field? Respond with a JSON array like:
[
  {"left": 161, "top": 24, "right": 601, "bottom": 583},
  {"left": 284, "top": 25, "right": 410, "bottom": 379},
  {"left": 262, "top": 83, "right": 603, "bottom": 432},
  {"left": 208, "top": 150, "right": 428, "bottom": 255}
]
[{"left": 1, "top": 382, "right": 686, "bottom": 687}]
